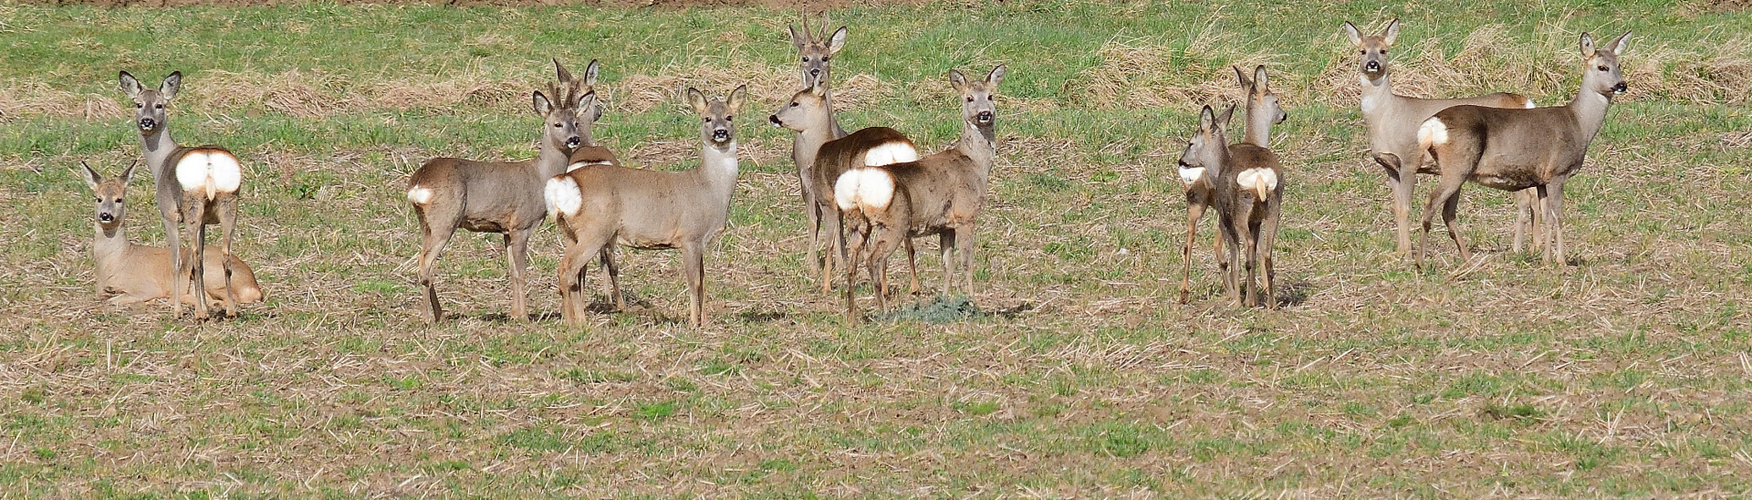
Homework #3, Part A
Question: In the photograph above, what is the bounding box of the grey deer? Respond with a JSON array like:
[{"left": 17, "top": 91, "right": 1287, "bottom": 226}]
[
  {"left": 79, "top": 161, "right": 264, "bottom": 309},
  {"left": 1178, "top": 65, "right": 1287, "bottom": 304}
]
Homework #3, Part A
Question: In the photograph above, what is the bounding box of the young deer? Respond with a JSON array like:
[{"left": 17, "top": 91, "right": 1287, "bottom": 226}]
[
  {"left": 545, "top": 86, "right": 748, "bottom": 328},
  {"left": 781, "top": 14, "right": 853, "bottom": 281},
  {"left": 407, "top": 60, "right": 592, "bottom": 323},
  {"left": 119, "top": 71, "right": 246, "bottom": 321},
  {"left": 1343, "top": 19, "right": 1544, "bottom": 258},
  {"left": 1179, "top": 105, "right": 1283, "bottom": 308},
  {"left": 770, "top": 81, "right": 920, "bottom": 295},
  {"left": 80, "top": 161, "right": 263, "bottom": 308},
  {"left": 1418, "top": 31, "right": 1630, "bottom": 269},
  {"left": 834, "top": 65, "right": 1004, "bottom": 320},
  {"left": 1178, "top": 65, "right": 1286, "bottom": 304}
]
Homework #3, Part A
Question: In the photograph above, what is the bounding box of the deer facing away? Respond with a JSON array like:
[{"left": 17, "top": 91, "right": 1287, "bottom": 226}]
[
  {"left": 1417, "top": 31, "right": 1630, "bottom": 269},
  {"left": 80, "top": 161, "right": 263, "bottom": 308},
  {"left": 1343, "top": 19, "right": 1545, "bottom": 259},
  {"left": 545, "top": 86, "right": 748, "bottom": 328},
  {"left": 1179, "top": 104, "right": 1284, "bottom": 308},
  {"left": 834, "top": 65, "right": 1004, "bottom": 321},
  {"left": 1178, "top": 65, "right": 1287, "bottom": 304},
  {"left": 407, "top": 60, "right": 591, "bottom": 323},
  {"left": 119, "top": 70, "right": 247, "bottom": 321}
]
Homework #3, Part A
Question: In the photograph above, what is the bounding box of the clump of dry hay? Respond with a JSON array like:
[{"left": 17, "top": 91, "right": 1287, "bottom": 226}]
[{"left": 0, "top": 78, "right": 125, "bottom": 121}]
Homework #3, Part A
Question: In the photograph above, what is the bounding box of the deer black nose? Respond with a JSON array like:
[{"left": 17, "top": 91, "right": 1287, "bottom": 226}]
[
  {"left": 138, "top": 118, "right": 156, "bottom": 130},
  {"left": 976, "top": 111, "right": 993, "bottom": 123},
  {"left": 810, "top": 68, "right": 821, "bottom": 76},
  {"left": 1365, "top": 61, "right": 1381, "bottom": 72},
  {"left": 565, "top": 136, "right": 581, "bottom": 148},
  {"left": 769, "top": 115, "right": 782, "bottom": 126},
  {"left": 99, "top": 213, "right": 114, "bottom": 223},
  {"left": 713, "top": 129, "right": 729, "bottom": 141},
  {"left": 1613, "top": 82, "right": 1627, "bottom": 94}
]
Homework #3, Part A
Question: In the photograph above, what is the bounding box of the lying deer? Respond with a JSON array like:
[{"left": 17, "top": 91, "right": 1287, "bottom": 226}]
[
  {"left": 546, "top": 86, "right": 747, "bottom": 328},
  {"left": 1343, "top": 19, "right": 1544, "bottom": 258},
  {"left": 407, "top": 59, "right": 590, "bottom": 323},
  {"left": 80, "top": 161, "right": 263, "bottom": 308},
  {"left": 119, "top": 71, "right": 247, "bottom": 320},
  {"left": 1179, "top": 104, "right": 1283, "bottom": 308},
  {"left": 1417, "top": 31, "right": 1630, "bottom": 269},
  {"left": 1178, "top": 65, "right": 1286, "bottom": 304},
  {"left": 770, "top": 80, "right": 921, "bottom": 296},
  {"left": 834, "top": 65, "right": 1004, "bottom": 321}
]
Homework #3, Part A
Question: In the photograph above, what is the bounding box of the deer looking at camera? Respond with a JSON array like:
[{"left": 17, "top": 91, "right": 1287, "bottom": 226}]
[
  {"left": 1178, "top": 65, "right": 1287, "bottom": 304},
  {"left": 407, "top": 59, "right": 592, "bottom": 323},
  {"left": 834, "top": 65, "right": 1004, "bottom": 321},
  {"left": 119, "top": 71, "right": 247, "bottom": 321},
  {"left": 1343, "top": 19, "right": 1544, "bottom": 259},
  {"left": 1417, "top": 31, "right": 1630, "bottom": 270},
  {"left": 546, "top": 86, "right": 747, "bottom": 328},
  {"left": 1179, "top": 104, "right": 1283, "bottom": 309},
  {"left": 776, "top": 14, "right": 875, "bottom": 288},
  {"left": 79, "top": 161, "right": 263, "bottom": 308}
]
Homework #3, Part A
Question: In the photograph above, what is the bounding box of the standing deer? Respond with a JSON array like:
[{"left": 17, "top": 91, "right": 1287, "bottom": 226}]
[
  {"left": 834, "top": 65, "right": 1004, "bottom": 321},
  {"left": 1178, "top": 65, "right": 1287, "bottom": 304},
  {"left": 1178, "top": 104, "right": 1284, "bottom": 308},
  {"left": 782, "top": 14, "right": 853, "bottom": 281},
  {"left": 407, "top": 59, "right": 591, "bottom": 323},
  {"left": 119, "top": 70, "right": 246, "bottom": 321},
  {"left": 1417, "top": 31, "right": 1630, "bottom": 269},
  {"left": 79, "top": 161, "right": 264, "bottom": 308},
  {"left": 770, "top": 80, "right": 920, "bottom": 295},
  {"left": 545, "top": 86, "right": 748, "bottom": 328},
  {"left": 1343, "top": 19, "right": 1544, "bottom": 258}
]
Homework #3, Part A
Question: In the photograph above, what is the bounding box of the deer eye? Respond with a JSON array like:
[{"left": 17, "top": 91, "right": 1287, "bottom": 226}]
[
  {"left": 135, "top": 103, "right": 143, "bottom": 108},
  {"left": 703, "top": 117, "right": 710, "bottom": 123},
  {"left": 790, "top": 101, "right": 799, "bottom": 107},
  {"left": 1598, "top": 65, "right": 1609, "bottom": 71},
  {"left": 94, "top": 197, "right": 101, "bottom": 202},
  {"left": 965, "top": 96, "right": 974, "bottom": 103},
  {"left": 1359, "top": 50, "right": 1366, "bottom": 55},
  {"left": 154, "top": 104, "right": 163, "bottom": 109},
  {"left": 986, "top": 95, "right": 993, "bottom": 101},
  {"left": 822, "top": 57, "right": 830, "bottom": 62},
  {"left": 801, "top": 57, "right": 810, "bottom": 62},
  {"left": 725, "top": 115, "right": 733, "bottom": 121},
  {"left": 1381, "top": 50, "right": 1388, "bottom": 55}
]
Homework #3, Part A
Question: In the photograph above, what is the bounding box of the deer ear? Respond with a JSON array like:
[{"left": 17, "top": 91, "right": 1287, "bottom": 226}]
[
  {"left": 79, "top": 161, "right": 101, "bottom": 191},
  {"left": 1253, "top": 65, "right": 1269, "bottom": 94},
  {"left": 686, "top": 87, "right": 708, "bottom": 115},
  {"left": 1382, "top": 19, "right": 1401, "bottom": 46},
  {"left": 1218, "top": 104, "right": 1237, "bottom": 129},
  {"left": 1342, "top": 21, "right": 1362, "bottom": 46},
  {"left": 827, "top": 26, "right": 848, "bottom": 56},
  {"left": 120, "top": 160, "right": 138, "bottom": 185},
  {"left": 986, "top": 65, "right": 1007, "bottom": 88},
  {"left": 532, "top": 90, "right": 554, "bottom": 116},
  {"left": 584, "top": 59, "right": 601, "bottom": 86},
  {"left": 577, "top": 91, "right": 597, "bottom": 115},
  {"left": 161, "top": 71, "right": 182, "bottom": 100},
  {"left": 119, "top": 71, "right": 143, "bottom": 98},
  {"left": 727, "top": 85, "right": 748, "bottom": 114},
  {"left": 1233, "top": 65, "right": 1252, "bottom": 91},
  {"left": 1579, "top": 32, "right": 1596, "bottom": 57},
  {"left": 1607, "top": 31, "right": 1631, "bottom": 55},
  {"left": 1198, "top": 105, "right": 1216, "bottom": 134},
  {"left": 949, "top": 69, "right": 969, "bottom": 92},
  {"left": 788, "top": 23, "right": 807, "bottom": 49},
  {"left": 554, "top": 58, "right": 574, "bottom": 86}
]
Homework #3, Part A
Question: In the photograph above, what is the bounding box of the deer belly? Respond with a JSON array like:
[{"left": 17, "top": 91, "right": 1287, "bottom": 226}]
[{"left": 1470, "top": 171, "right": 1534, "bottom": 191}]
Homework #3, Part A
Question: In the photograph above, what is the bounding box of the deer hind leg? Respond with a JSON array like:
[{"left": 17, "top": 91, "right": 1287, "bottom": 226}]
[
  {"left": 1513, "top": 188, "right": 1534, "bottom": 253},
  {"left": 904, "top": 237, "right": 920, "bottom": 297},
  {"left": 682, "top": 242, "right": 706, "bottom": 328},
  {"left": 957, "top": 224, "right": 977, "bottom": 296},
  {"left": 557, "top": 229, "right": 611, "bottom": 327},
  {"left": 1259, "top": 196, "right": 1282, "bottom": 309},
  {"left": 1439, "top": 185, "right": 1470, "bottom": 263},
  {"left": 840, "top": 211, "right": 863, "bottom": 323},
  {"left": 183, "top": 197, "right": 210, "bottom": 321},
  {"left": 216, "top": 194, "right": 239, "bottom": 318},
  {"left": 599, "top": 248, "right": 622, "bottom": 311},
  {"left": 820, "top": 203, "right": 843, "bottom": 295},
  {"left": 413, "top": 207, "right": 459, "bottom": 324}
]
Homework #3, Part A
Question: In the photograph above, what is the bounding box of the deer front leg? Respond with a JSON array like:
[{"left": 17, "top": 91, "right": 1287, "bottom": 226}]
[
  {"left": 164, "top": 215, "right": 184, "bottom": 319},
  {"left": 506, "top": 227, "right": 534, "bottom": 321},
  {"left": 1374, "top": 152, "right": 1414, "bottom": 258},
  {"left": 1179, "top": 194, "right": 1206, "bottom": 304},
  {"left": 1546, "top": 178, "right": 1570, "bottom": 268},
  {"left": 1513, "top": 188, "right": 1534, "bottom": 254},
  {"left": 804, "top": 189, "right": 823, "bottom": 277},
  {"left": 599, "top": 248, "right": 622, "bottom": 311},
  {"left": 938, "top": 231, "right": 957, "bottom": 297},
  {"left": 957, "top": 224, "right": 977, "bottom": 296}
]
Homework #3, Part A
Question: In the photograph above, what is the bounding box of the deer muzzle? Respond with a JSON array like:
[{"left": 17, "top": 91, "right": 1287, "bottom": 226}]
[
  {"left": 1613, "top": 82, "right": 1627, "bottom": 94},
  {"left": 713, "top": 129, "right": 730, "bottom": 142},
  {"left": 976, "top": 111, "right": 993, "bottom": 125},
  {"left": 137, "top": 118, "right": 156, "bottom": 132},
  {"left": 99, "top": 212, "right": 115, "bottom": 223},
  {"left": 565, "top": 136, "right": 582, "bottom": 148},
  {"left": 768, "top": 115, "right": 783, "bottom": 127}
]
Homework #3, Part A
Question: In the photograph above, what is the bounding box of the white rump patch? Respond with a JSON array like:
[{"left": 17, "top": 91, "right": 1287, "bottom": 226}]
[
  {"left": 176, "top": 150, "right": 242, "bottom": 200},
  {"left": 1524, "top": 99, "right": 1537, "bottom": 109},
  {"left": 566, "top": 160, "right": 614, "bottom": 172},
  {"left": 834, "top": 167, "right": 895, "bottom": 213},
  {"left": 1178, "top": 166, "right": 1206, "bottom": 186},
  {"left": 544, "top": 176, "right": 583, "bottom": 217},
  {"left": 406, "top": 186, "right": 433, "bottom": 205},
  {"left": 1417, "top": 118, "right": 1449, "bottom": 148},
  {"left": 864, "top": 142, "right": 919, "bottom": 167},
  {"left": 1237, "top": 168, "right": 1278, "bottom": 197}
]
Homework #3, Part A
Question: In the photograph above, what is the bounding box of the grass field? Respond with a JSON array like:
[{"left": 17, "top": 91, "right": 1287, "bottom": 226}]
[{"left": 3, "top": 0, "right": 1752, "bottom": 496}]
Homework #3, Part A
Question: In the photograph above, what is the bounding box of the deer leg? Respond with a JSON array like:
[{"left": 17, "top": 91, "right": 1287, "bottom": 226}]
[
  {"left": 1374, "top": 152, "right": 1413, "bottom": 258},
  {"left": 805, "top": 190, "right": 822, "bottom": 277},
  {"left": 217, "top": 195, "right": 238, "bottom": 318},
  {"left": 599, "top": 248, "right": 622, "bottom": 311},
  {"left": 184, "top": 200, "right": 210, "bottom": 321},
  {"left": 1244, "top": 219, "right": 1261, "bottom": 308},
  {"left": 1440, "top": 186, "right": 1470, "bottom": 263},
  {"left": 957, "top": 224, "right": 977, "bottom": 296},
  {"left": 682, "top": 242, "right": 706, "bottom": 328},
  {"left": 557, "top": 231, "right": 609, "bottom": 327},
  {"left": 506, "top": 227, "right": 534, "bottom": 321},
  {"left": 905, "top": 237, "right": 920, "bottom": 296},
  {"left": 164, "top": 215, "right": 184, "bottom": 319},
  {"left": 840, "top": 211, "right": 862, "bottom": 324},
  {"left": 413, "top": 209, "right": 458, "bottom": 324},
  {"left": 1513, "top": 188, "right": 1533, "bottom": 254},
  {"left": 820, "top": 203, "right": 842, "bottom": 295},
  {"left": 1547, "top": 179, "right": 1569, "bottom": 268},
  {"left": 1259, "top": 196, "right": 1282, "bottom": 310},
  {"left": 868, "top": 225, "right": 891, "bottom": 313},
  {"left": 1221, "top": 210, "right": 1245, "bottom": 307},
  {"left": 938, "top": 231, "right": 957, "bottom": 298},
  {"left": 1180, "top": 194, "right": 1206, "bottom": 304}
]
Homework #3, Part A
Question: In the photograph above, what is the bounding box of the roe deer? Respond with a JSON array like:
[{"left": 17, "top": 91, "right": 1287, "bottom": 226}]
[
  {"left": 1179, "top": 105, "right": 1284, "bottom": 308},
  {"left": 546, "top": 86, "right": 748, "bottom": 328},
  {"left": 770, "top": 80, "right": 920, "bottom": 295},
  {"left": 119, "top": 70, "right": 246, "bottom": 321},
  {"left": 1417, "top": 31, "right": 1630, "bottom": 269},
  {"left": 407, "top": 59, "right": 590, "bottom": 323},
  {"left": 781, "top": 14, "right": 853, "bottom": 280},
  {"left": 1178, "top": 65, "right": 1286, "bottom": 304},
  {"left": 79, "top": 161, "right": 263, "bottom": 308},
  {"left": 834, "top": 65, "right": 1004, "bottom": 321},
  {"left": 1342, "top": 19, "right": 1543, "bottom": 259}
]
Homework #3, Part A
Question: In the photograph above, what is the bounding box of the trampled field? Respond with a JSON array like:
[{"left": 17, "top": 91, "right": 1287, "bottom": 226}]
[{"left": 2, "top": 0, "right": 1751, "bottom": 496}]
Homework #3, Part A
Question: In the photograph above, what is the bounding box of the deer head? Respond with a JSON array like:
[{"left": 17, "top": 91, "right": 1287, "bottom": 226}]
[
  {"left": 950, "top": 65, "right": 1006, "bottom": 130},
  {"left": 118, "top": 71, "right": 181, "bottom": 136},
  {"left": 689, "top": 85, "right": 747, "bottom": 151},
  {"left": 80, "top": 161, "right": 138, "bottom": 231},
  {"left": 789, "top": 13, "right": 847, "bottom": 87},
  {"left": 768, "top": 79, "right": 829, "bottom": 132},
  {"left": 1342, "top": 19, "right": 1399, "bottom": 81},
  {"left": 1580, "top": 31, "right": 1632, "bottom": 99},
  {"left": 1178, "top": 105, "right": 1235, "bottom": 177}
]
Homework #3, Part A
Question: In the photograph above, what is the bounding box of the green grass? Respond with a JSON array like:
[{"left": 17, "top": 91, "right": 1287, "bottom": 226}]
[{"left": 2, "top": 0, "right": 1751, "bottom": 496}]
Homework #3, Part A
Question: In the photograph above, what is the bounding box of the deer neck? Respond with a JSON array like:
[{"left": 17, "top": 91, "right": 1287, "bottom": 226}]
[
  {"left": 1358, "top": 73, "right": 1395, "bottom": 119},
  {"left": 92, "top": 222, "right": 130, "bottom": 269},
  {"left": 139, "top": 128, "right": 179, "bottom": 177},
  {"left": 1243, "top": 104, "right": 1273, "bottom": 147},
  {"left": 957, "top": 120, "right": 998, "bottom": 174},
  {"left": 824, "top": 88, "right": 847, "bottom": 139},
  {"left": 793, "top": 105, "right": 838, "bottom": 172},
  {"left": 534, "top": 136, "right": 573, "bottom": 179},
  {"left": 1566, "top": 89, "right": 1615, "bottom": 145},
  {"left": 699, "top": 141, "right": 740, "bottom": 200}
]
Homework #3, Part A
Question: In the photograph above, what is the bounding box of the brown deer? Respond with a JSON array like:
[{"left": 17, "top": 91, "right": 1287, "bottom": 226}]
[
  {"left": 119, "top": 70, "right": 246, "bottom": 321},
  {"left": 1178, "top": 104, "right": 1283, "bottom": 308},
  {"left": 770, "top": 80, "right": 921, "bottom": 295},
  {"left": 1417, "top": 31, "right": 1630, "bottom": 269},
  {"left": 79, "top": 161, "right": 263, "bottom": 308},
  {"left": 834, "top": 65, "right": 1004, "bottom": 321},
  {"left": 781, "top": 14, "right": 855, "bottom": 282},
  {"left": 1343, "top": 19, "right": 1544, "bottom": 259},
  {"left": 1178, "top": 65, "right": 1286, "bottom": 304},
  {"left": 407, "top": 59, "right": 591, "bottom": 323},
  {"left": 546, "top": 86, "right": 747, "bottom": 328}
]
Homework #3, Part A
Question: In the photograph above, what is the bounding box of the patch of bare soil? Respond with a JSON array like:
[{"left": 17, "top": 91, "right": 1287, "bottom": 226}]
[{"left": 27, "top": 0, "right": 927, "bottom": 8}]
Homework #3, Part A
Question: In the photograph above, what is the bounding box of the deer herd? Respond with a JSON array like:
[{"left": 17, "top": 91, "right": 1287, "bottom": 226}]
[{"left": 74, "top": 17, "right": 1633, "bottom": 325}]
